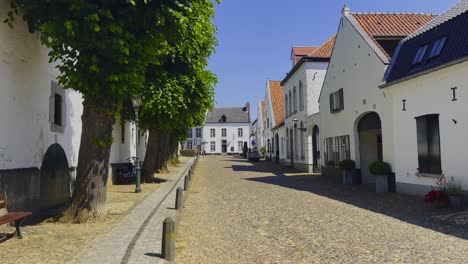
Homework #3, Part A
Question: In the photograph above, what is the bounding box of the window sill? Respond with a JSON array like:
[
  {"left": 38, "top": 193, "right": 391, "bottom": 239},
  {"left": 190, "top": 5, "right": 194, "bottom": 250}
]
[
  {"left": 51, "top": 123, "right": 65, "bottom": 133},
  {"left": 415, "top": 172, "right": 444, "bottom": 179}
]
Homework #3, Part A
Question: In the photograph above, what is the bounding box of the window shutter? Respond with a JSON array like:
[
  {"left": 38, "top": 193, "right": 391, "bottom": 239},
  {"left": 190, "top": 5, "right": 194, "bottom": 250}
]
[
  {"left": 330, "top": 93, "right": 334, "bottom": 113},
  {"left": 428, "top": 115, "right": 441, "bottom": 174},
  {"left": 339, "top": 89, "right": 344, "bottom": 111},
  {"left": 416, "top": 117, "right": 429, "bottom": 173}
]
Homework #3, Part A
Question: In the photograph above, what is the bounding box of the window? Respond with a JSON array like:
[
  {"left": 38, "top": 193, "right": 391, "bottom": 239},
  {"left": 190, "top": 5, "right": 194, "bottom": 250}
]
[
  {"left": 330, "top": 89, "right": 344, "bottom": 113},
  {"left": 238, "top": 128, "right": 243, "bottom": 137},
  {"left": 196, "top": 128, "right": 202, "bottom": 138},
  {"left": 54, "top": 94, "right": 63, "bottom": 126},
  {"left": 210, "top": 128, "right": 215, "bottom": 138},
  {"left": 285, "top": 94, "right": 289, "bottom": 117},
  {"left": 238, "top": 141, "right": 243, "bottom": 152},
  {"left": 429, "top": 36, "right": 447, "bottom": 59},
  {"left": 416, "top": 114, "right": 441, "bottom": 174},
  {"left": 121, "top": 123, "right": 125, "bottom": 144},
  {"left": 281, "top": 137, "right": 284, "bottom": 155},
  {"left": 210, "top": 141, "right": 216, "bottom": 151},
  {"left": 288, "top": 91, "right": 292, "bottom": 116},
  {"left": 286, "top": 129, "right": 290, "bottom": 159},
  {"left": 299, "top": 81, "right": 304, "bottom": 110},
  {"left": 187, "top": 140, "right": 193, "bottom": 150},
  {"left": 339, "top": 135, "right": 350, "bottom": 161},
  {"left": 188, "top": 128, "right": 193, "bottom": 138},
  {"left": 266, "top": 118, "right": 269, "bottom": 128},
  {"left": 412, "top": 45, "right": 428, "bottom": 65},
  {"left": 294, "top": 129, "right": 298, "bottom": 159},
  {"left": 300, "top": 122, "right": 305, "bottom": 159},
  {"left": 324, "top": 138, "right": 334, "bottom": 164},
  {"left": 221, "top": 128, "right": 227, "bottom": 137},
  {"left": 293, "top": 87, "right": 297, "bottom": 113}
]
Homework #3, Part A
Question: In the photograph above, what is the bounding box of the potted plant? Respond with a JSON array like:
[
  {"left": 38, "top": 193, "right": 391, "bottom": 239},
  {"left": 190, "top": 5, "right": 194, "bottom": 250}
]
[
  {"left": 339, "top": 160, "right": 355, "bottom": 185},
  {"left": 424, "top": 190, "right": 449, "bottom": 208},
  {"left": 368, "top": 161, "right": 392, "bottom": 193},
  {"left": 260, "top": 146, "right": 266, "bottom": 158},
  {"left": 445, "top": 177, "right": 464, "bottom": 209}
]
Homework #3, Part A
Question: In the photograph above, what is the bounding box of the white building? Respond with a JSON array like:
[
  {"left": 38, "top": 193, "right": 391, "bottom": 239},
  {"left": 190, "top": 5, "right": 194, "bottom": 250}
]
[
  {"left": 183, "top": 104, "right": 251, "bottom": 155},
  {"left": 381, "top": 0, "right": 468, "bottom": 197},
  {"left": 0, "top": 0, "right": 83, "bottom": 217},
  {"left": 280, "top": 38, "right": 333, "bottom": 172},
  {"left": 255, "top": 100, "right": 267, "bottom": 153},
  {"left": 318, "top": 6, "right": 434, "bottom": 185},
  {"left": 263, "top": 80, "right": 282, "bottom": 161}
]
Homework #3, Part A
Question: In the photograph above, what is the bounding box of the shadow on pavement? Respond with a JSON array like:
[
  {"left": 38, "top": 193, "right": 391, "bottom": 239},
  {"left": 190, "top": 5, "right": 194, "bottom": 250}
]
[{"left": 245, "top": 173, "right": 468, "bottom": 240}]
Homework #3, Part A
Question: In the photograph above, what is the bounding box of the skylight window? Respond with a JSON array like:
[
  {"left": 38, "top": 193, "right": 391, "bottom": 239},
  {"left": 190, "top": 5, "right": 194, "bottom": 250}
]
[
  {"left": 412, "top": 45, "right": 428, "bottom": 65},
  {"left": 429, "top": 36, "right": 447, "bottom": 58}
]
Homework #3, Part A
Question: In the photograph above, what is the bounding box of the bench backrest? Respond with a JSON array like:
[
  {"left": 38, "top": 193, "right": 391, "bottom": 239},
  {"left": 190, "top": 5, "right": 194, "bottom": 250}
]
[{"left": 0, "top": 193, "right": 8, "bottom": 217}]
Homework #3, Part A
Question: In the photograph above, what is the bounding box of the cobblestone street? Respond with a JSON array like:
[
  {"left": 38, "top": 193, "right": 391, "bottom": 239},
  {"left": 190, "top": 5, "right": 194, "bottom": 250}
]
[{"left": 176, "top": 156, "right": 468, "bottom": 264}]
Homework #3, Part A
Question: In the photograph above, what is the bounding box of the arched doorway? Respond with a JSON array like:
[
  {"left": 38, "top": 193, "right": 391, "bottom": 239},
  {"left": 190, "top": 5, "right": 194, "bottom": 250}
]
[
  {"left": 275, "top": 133, "right": 279, "bottom": 164},
  {"left": 40, "top": 144, "right": 71, "bottom": 211},
  {"left": 356, "top": 112, "right": 383, "bottom": 184},
  {"left": 312, "top": 125, "right": 320, "bottom": 172}
]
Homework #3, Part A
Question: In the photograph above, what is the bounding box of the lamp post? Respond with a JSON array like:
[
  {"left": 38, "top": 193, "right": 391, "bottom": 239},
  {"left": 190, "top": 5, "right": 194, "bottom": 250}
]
[
  {"left": 293, "top": 118, "right": 307, "bottom": 132},
  {"left": 132, "top": 96, "right": 142, "bottom": 193}
]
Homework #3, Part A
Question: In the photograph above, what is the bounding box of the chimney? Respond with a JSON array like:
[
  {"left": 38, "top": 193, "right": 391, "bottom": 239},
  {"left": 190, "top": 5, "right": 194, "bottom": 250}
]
[
  {"left": 245, "top": 101, "right": 250, "bottom": 113},
  {"left": 342, "top": 4, "right": 350, "bottom": 16}
]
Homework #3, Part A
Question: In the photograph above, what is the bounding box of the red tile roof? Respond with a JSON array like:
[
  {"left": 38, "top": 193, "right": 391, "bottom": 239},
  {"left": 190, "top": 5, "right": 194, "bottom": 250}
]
[
  {"left": 309, "top": 35, "right": 336, "bottom": 58},
  {"left": 292, "top": 46, "right": 318, "bottom": 56},
  {"left": 268, "top": 80, "right": 284, "bottom": 126},
  {"left": 351, "top": 13, "right": 436, "bottom": 58},
  {"left": 260, "top": 100, "right": 266, "bottom": 128}
]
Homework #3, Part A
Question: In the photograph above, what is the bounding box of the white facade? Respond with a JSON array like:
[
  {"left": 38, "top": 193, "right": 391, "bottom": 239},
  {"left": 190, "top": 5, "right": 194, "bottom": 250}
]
[
  {"left": 0, "top": 2, "right": 83, "bottom": 170},
  {"left": 202, "top": 123, "right": 251, "bottom": 154},
  {"left": 256, "top": 100, "right": 266, "bottom": 152},
  {"left": 282, "top": 59, "right": 329, "bottom": 172},
  {"left": 264, "top": 81, "right": 276, "bottom": 159},
  {"left": 319, "top": 11, "right": 395, "bottom": 183},
  {"left": 384, "top": 61, "right": 468, "bottom": 194},
  {"left": 109, "top": 120, "right": 148, "bottom": 165}
]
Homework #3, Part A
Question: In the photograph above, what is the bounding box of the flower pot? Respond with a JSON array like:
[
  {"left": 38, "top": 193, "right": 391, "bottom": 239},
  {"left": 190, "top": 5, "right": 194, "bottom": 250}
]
[
  {"left": 342, "top": 170, "right": 353, "bottom": 185},
  {"left": 375, "top": 175, "right": 388, "bottom": 193},
  {"left": 449, "top": 195, "right": 463, "bottom": 209}
]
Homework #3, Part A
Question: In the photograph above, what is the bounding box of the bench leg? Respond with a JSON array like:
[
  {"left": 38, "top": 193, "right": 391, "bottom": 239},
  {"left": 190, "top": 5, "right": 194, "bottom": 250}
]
[{"left": 14, "top": 218, "right": 24, "bottom": 239}]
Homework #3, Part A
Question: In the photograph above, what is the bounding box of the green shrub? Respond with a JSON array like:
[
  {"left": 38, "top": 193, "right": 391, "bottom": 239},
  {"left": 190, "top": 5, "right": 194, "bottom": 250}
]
[
  {"left": 339, "top": 160, "right": 355, "bottom": 170},
  {"left": 260, "top": 146, "right": 266, "bottom": 156},
  {"left": 368, "top": 161, "right": 392, "bottom": 176}
]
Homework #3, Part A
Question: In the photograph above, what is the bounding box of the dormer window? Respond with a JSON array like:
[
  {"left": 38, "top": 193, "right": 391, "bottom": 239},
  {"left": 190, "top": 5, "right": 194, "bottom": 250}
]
[
  {"left": 219, "top": 115, "right": 227, "bottom": 123},
  {"left": 412, "top": 44, "right": 428, "bottom": 65},
  {"left": 429, "top": 36, "right": 447, "bottom": 59}
]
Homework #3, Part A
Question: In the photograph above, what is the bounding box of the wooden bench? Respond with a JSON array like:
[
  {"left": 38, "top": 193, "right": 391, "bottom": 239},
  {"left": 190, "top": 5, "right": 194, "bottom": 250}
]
[{"left": 0, "top": 194, "right": 32, "bottom": 239}]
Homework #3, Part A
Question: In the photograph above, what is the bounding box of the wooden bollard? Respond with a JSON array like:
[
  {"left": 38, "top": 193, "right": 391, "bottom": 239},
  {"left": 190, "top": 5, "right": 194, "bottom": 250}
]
[
  {"left": 161, "top": 217, "right": 175, "bottom": 261},
  {"left": 175, "top": 187, "right": 183, "bottom": 210},
  {"left": 184, "top": 176, "right": 190, "bottom": 191}
]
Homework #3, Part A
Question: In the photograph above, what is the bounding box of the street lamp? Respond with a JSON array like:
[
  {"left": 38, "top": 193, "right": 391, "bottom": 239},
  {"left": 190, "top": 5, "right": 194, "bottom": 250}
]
[
  {"left": 131, "top": 96, "right": 142, "bottom": 193},
  {"left": 293, "top": 118, "right": 307, "bottom": 132}
]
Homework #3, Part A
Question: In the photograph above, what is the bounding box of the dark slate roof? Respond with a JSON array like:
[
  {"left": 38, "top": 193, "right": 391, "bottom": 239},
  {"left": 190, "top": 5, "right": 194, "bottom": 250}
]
[
  {"left": 385, "top": 0, "right": 468, "bottom": 84},
  {"left": 205, "top": 107, "right": 250, "bottom": 123}
]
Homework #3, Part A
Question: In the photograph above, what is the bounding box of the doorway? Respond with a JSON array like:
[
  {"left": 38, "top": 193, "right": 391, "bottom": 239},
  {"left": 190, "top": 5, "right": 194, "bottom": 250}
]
[
  {"left": 312, "top": 125, "right": 320, "bottom": 172},
  {"left": 357, "top": 112, "right": 383, "bottom": 184},
  {"left": 290, "top": 128, "right": 294, "bottom": 166},
  {"left": 221, "top": 140, "right": 227, "bottom": 153}
]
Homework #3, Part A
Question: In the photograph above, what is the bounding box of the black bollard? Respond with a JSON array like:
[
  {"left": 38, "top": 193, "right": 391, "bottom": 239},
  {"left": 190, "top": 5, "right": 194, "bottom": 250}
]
[{"left": 175, "top": 187, "right": 183, "bottom": 210}]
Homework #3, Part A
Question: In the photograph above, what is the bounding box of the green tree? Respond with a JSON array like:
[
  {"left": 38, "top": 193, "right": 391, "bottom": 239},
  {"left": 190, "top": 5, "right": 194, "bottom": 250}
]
[
  {"left": 6, "top": 0, "right": 211, "bottom": 222},
  {"left": 137, "top": 0, "right": 218, "bottom": 181}
]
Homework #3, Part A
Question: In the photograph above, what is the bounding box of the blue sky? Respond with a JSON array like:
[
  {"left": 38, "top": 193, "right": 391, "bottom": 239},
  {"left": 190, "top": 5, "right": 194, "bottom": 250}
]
[{"left": 208, "top": 0, "right": 459, "bottom": 118}]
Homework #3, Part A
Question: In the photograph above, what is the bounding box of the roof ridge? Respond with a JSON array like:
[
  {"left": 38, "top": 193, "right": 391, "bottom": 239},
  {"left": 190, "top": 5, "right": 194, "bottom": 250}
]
[{"left": 351, "top": 12, "right": 437, "bottom": 16}]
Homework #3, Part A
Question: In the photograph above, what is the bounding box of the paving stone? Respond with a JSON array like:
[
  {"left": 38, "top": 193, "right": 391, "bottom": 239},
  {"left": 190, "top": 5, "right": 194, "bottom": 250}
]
[{"left": 176, "top": 156, "right": 468, "bottom": 264}]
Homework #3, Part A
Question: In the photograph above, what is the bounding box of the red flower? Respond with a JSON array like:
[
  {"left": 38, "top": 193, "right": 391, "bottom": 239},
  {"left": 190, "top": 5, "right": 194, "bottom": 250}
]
[{"left": 424, "top": 190, "right": 448, "bottom": 203}]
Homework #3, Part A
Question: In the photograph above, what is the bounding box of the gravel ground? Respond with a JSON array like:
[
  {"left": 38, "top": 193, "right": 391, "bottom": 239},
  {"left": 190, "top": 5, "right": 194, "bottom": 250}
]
[{"left": 176, "top": 156, "right": 468, "bottom": 264}]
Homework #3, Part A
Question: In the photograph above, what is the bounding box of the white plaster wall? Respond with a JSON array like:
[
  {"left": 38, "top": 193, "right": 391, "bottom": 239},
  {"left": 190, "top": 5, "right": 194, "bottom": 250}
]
[
  {"left": 0, "top": 1, "right": 83, "bottom": 170},
  {"left": 283, "top": 61, "right": 328, "bottom": 170},
  {"left": 256, "top": 100, "right": 265, "bottom": 150},
  {"left": 273, "top": 126, "right": 286, "bottom": 161},
  {"left": 203, "top": 123, "right": 251, "bottom": 154},
  {"left": 264, "top": 84, "right": 274, "bottom": 154},
  {"left": 387, "top": 61, "right": 468, "bottom": 190},
  {"left": 318, "top": 16, "right": 394, "bottom": 170},
  {"left": 109, "top": 120, "right": 148, "bottom": 164}
]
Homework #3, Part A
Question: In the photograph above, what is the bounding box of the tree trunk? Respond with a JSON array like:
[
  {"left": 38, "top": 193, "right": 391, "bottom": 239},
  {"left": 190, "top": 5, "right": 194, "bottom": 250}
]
[
  {"left": 142, "top": 128, "right": 171, "bottom": 182},
  {"left": 62, "top": 100, "right": 115, "bottom": 223},
  {"left": 142, "top": 128, "right": 159, "bottom": 183}
]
